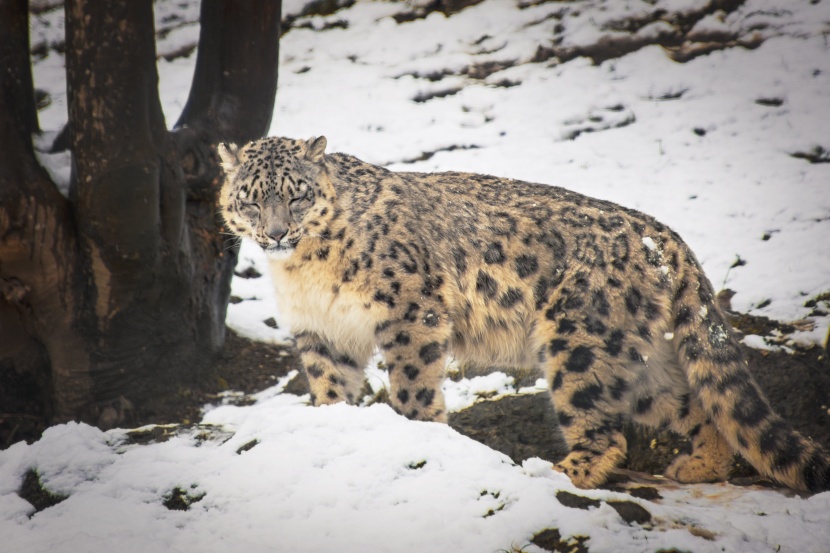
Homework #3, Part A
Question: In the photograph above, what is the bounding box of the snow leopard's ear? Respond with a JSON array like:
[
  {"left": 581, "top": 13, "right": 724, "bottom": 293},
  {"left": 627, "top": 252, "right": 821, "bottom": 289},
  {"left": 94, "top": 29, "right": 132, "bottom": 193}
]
[
  {"left": 305, "top": 136, "right": 327, "bottom": 163},
  {"left": 217, "top": 142, "right": 242, "bottom": 173}
]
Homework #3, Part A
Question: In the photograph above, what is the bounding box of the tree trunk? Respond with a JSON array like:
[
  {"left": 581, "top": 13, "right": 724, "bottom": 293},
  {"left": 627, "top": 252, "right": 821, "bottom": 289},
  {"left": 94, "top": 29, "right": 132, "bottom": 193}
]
[{"left": 0, "top": 0, "right": 280, "bottom": 437}]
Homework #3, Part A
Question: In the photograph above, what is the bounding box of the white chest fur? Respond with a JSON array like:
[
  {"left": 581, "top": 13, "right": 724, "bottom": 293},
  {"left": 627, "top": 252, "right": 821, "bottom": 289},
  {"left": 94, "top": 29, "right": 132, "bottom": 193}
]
[{"left": 267, "top": 253, "right": 378, "bottom": 363}]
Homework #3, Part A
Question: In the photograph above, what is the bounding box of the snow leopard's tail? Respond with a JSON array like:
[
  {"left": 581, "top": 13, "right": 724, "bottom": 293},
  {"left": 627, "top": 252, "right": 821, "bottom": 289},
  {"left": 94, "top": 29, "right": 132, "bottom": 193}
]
[{"left": 672, "top": 252, "right": 830, "bottom": 493}]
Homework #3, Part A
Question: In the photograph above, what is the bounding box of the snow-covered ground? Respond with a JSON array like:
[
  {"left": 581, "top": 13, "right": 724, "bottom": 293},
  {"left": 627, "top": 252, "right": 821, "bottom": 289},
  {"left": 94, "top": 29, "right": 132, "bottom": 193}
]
[
  {"left": 4, "top": 398, "right": 830, "bottom": 553},
  {"left": 6, "top": 0, "right": 830, "bottom": 551}
]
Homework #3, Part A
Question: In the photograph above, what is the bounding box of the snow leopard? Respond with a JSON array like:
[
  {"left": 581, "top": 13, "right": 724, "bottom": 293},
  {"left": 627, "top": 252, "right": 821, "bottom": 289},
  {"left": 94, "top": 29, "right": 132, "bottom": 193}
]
[{"left": 217, "top": 135, "right": 830, "bottom": 492}]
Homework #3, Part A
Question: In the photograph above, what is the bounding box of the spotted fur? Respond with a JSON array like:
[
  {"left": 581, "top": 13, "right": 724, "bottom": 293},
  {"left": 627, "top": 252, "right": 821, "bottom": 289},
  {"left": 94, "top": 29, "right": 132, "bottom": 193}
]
[{"left": 218, "top": 136, "right": 830, "bottom": 492}]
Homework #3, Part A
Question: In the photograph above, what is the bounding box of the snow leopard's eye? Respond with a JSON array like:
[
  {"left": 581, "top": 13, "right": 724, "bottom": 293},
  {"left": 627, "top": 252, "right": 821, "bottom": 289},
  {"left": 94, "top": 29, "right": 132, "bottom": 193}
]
[
  {"left": 238, "top": 202, "right": 260, "bottom": 220},
  {"left": 288, "top": 192, "right": 313, "bottom": 215}
]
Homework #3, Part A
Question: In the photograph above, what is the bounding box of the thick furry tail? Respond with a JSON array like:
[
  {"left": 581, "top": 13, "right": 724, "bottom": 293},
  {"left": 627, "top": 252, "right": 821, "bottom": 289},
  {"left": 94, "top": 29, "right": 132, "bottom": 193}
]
[{"left": 672, "top": 264, "right": 830, "bottom": 492}]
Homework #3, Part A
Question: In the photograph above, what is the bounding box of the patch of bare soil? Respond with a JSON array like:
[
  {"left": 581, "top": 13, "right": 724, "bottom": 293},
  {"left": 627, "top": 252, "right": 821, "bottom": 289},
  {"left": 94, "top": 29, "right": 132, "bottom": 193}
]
[{"left": 134, "top": 330, "right": 300, "bottom": 427}]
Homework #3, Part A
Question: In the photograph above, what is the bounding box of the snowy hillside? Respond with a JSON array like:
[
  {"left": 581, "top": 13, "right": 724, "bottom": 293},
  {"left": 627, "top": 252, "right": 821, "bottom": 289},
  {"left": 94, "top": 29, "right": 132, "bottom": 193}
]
[{"left": 5, "top": 0, "right": 830, "bottom": 552}]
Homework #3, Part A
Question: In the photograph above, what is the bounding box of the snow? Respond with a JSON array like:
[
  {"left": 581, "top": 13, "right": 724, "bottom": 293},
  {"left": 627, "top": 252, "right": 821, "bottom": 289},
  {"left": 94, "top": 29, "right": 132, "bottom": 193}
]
[
  {"left": 225, "top": 243, "right": 293, "bottom": 345},
  {"left": 4, "top": 402, "right": 830, "bottom": 553},
  {"left": 742, "top": 334, "right": 785, "bottom": 352},
  {"left": 9, "top": 0, "right": 830, "bottom": 551},
  {"left": 443, "top": 370, "right": 518, "bottom": 412}
]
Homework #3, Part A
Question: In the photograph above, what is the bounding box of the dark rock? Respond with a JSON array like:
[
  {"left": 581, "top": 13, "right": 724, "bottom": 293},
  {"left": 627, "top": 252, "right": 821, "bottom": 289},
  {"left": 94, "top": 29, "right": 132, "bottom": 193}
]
[
  {"left": 236, "top": 439, "right": 259, "bottom": 454},
  {"left": 448, "top": 392, "right": 569, "bottom": 464},
  {"left": 607, "top": 500, "right": 652, "bottom": 525},
  {"left": 18, "top": 469, "right": 67, "bottom": 513},
  {"left": 623, "top": 486, "right": 662, "bottom": 501},
  {"left": 531, "top": 528, "right": 590, "bottom": 553},
  {"left": 162, "top": 486, "right": 205, "bottom": 511},
  {"left": 556, "top": 490, "right": 601, "bottom": 510}
]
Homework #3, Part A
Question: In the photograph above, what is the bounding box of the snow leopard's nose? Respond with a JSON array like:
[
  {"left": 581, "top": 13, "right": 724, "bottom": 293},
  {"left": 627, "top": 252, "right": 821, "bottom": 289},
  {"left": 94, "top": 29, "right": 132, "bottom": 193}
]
[{"left": 267, "top": 227, "right": 288, "bottom": 243}]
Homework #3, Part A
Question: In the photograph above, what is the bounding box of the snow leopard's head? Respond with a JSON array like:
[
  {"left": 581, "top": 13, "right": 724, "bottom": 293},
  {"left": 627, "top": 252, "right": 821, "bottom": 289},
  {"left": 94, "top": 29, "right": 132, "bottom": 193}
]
[{"left": 217, "top": 135, "right": 335, "bottom": 253}]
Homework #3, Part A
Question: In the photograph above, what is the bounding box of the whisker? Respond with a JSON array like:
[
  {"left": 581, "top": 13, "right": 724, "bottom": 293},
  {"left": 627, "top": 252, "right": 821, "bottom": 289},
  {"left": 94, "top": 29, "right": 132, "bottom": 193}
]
[{"left": 222, "top": 235, "right": 243, "bottom": 251}]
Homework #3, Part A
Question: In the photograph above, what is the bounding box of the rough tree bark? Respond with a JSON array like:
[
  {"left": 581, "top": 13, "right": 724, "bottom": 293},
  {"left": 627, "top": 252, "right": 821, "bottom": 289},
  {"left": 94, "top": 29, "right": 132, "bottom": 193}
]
[{"left": 0, "top": 0, "right": 280, "bottom": 439}]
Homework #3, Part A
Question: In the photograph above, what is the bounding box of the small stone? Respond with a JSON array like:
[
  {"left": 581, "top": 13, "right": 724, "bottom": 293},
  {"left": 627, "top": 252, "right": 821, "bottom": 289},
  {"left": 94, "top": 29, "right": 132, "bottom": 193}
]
[
  {"left": 607, "top": 500, "right": 652, "bottom": 525},
  {"left": 555, "top": 490, "right": 601, "bottom": 510}
]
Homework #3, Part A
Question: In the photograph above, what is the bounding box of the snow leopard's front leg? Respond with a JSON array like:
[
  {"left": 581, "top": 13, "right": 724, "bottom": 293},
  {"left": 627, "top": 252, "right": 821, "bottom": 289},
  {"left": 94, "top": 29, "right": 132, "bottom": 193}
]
[
  {"left": 374, "top": 297, "right": 451, "bottom": 424},
  {"left": 295, "top": 331, "right": 369, "bottom": 406}
]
